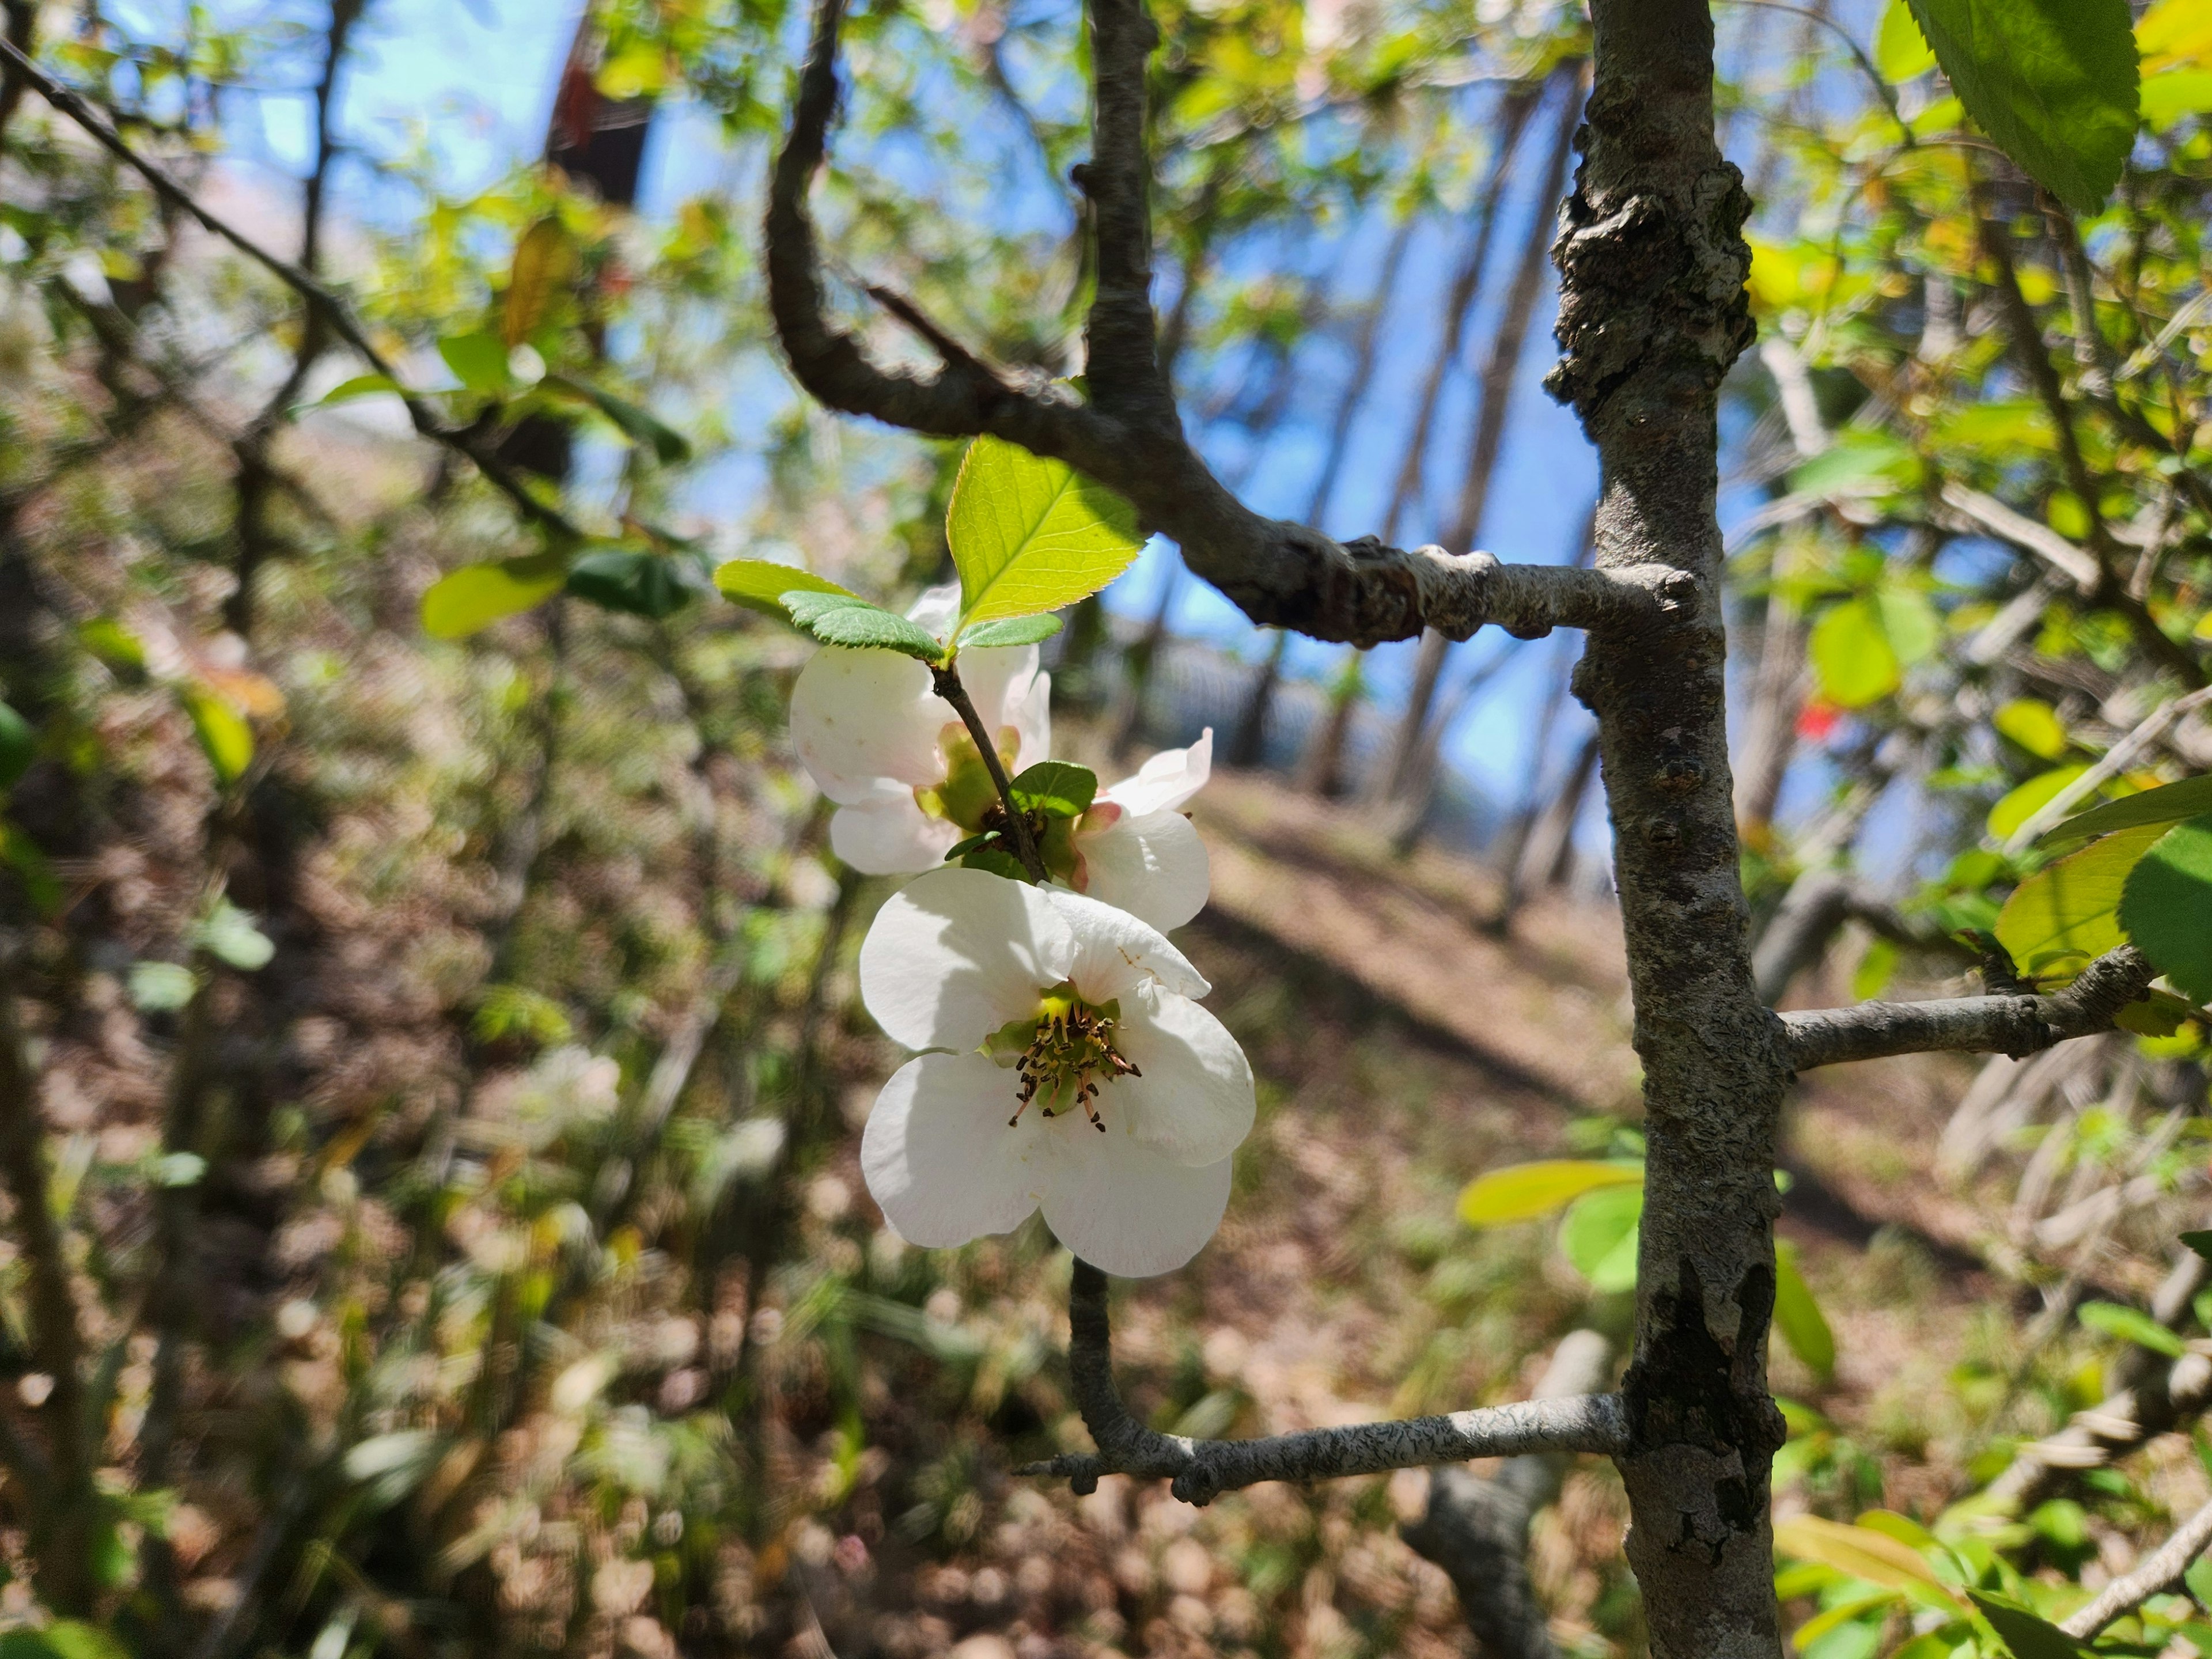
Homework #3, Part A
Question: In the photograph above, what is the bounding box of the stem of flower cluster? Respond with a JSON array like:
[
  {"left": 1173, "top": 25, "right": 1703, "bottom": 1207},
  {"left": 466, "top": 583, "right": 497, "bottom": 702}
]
[{"left": 929, "top": 660, "right": 1050, "bottom": 883}]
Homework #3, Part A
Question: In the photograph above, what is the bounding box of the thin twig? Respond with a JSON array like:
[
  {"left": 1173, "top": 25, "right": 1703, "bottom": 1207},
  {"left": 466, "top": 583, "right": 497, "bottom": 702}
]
[
  {"left": 928, "top": 660, "right": 1047, "bottom": 881},
  {"left": 2001, "top": 685, "right": 2212, "bottom": 853},
  {"left": 2062, "top": 1494, "right": 2212, "bottom": 1638}
]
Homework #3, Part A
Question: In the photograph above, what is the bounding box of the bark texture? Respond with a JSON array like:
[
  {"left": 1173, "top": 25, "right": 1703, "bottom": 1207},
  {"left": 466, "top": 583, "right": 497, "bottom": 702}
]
[{"left": 1546, "top": 4, "right": 1786, "bottom": 1654}]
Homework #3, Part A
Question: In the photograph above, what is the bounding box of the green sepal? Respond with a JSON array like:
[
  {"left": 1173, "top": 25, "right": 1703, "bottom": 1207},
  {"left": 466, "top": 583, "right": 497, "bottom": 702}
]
[
  {"left": 1009, "top": 760, "right": 1097, "bottom": 819},
  {"left": 782, "top": 591, "right": 947, "bottom": 661}
]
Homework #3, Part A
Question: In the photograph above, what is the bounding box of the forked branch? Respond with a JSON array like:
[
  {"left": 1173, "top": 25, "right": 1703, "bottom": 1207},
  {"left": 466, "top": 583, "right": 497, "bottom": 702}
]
[
  {"left": 2061, "top": 1493, "right": 2212, "bottom": 1639},
  {"left": 1779, "top": 946, "right": 2160, "bottom": 1070},
  {"left": 1018, "top": 1262, "right": 1627, "bottom": 1506},
  {"left": 762, "top": 0, "right": 1667, "bottom": 647}
]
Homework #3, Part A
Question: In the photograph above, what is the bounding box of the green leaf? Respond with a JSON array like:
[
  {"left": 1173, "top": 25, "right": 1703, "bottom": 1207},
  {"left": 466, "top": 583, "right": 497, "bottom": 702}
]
[
  {"left": 0, "top": 1620, "right": 132, "bottom": 1659},
  {"left": 1792, "top": 1592, "right": 1908, "bottom": 1654},
  {"left": 1559, "top": 1183, "right": 1643, "bottom": 1293},
  {"left": 0, "top": 700, "right": 33, "bottom": 790},
  {"left": 540, "top": 374, "right": 690, "bottom": 464},
  {"left": 961, "top": 846, "right": 1030, "bottom": 880},
  {"left": 1810, "top": 599, "right": 1900, "bottom": 709},
  {"left": 2142, "top": 70, "right": 2212, "bottom": 128},
  {"left": 1995, "top": 820, "right": 2169, "bottom": 981},
  {"left": 1969, "top": 1591, "right": 2089, "bottom": 1659},
  {"left": 959, "top": 612, "right": 1065, "bottom": 649},
  {"left": 2120, "top": 815, "right": 2212, "bottom": 1001},
  {"left": 1876, "top": 0, "right": 1938, "bottom": 78},
  {"left": 712, "top": 559, "right": 859, "bottom": 620},
  {"left": 942, "top": 830, "right": 1001, "bottom": 861},
  {"left": 78, "top": 617, "right": 146, "bottom": 676},
  {"left": 421, "top": 556, "right": 567, "bottom": 640},
  {"left": 2181, "top": 1230, "right": 2212, "bottom": 1264},
  {"left": 945, "top": 435, "right": 1143, "bottom": 627},
  {"left": 783, "top": 592, "right": 946, "bottom": 661},
  {"left": 1009, "top": 760, "right": 1098, "bottom": 819},
  {"left": 1875, "top": 588, "right": 1940, "bottom": 668},
  {"left": 1993, "top": 698, "right": 2069, "bottom": 760},
  {"left": 504, "top": 217, "right": 575, "bottom": 348},
  {"left": 127, "top": 961, "right": 197, "bottom": 1013},
  {"left": 1852, "top": 937, "right": 1899, "bottom": 1001},
  {"left": 565, "top": 549, "right": 702, "bottom": 619},
  {"left": 1988, "top": 764, "right": 2089, "bottom": 841},
  {"left": 1776, "top": 1514, "right": 1949, "bottom": 1592},
  {"left": 2078, "top": 1299, "right": 2187, "bottom": 1358},
  {"left": 316, "top": 372, "right": 407, "bottom": 407},
  {"left": 1775, "top": 1241, "right": 1837, "bottom": 1380},
  {"left": 438, "top": 330, "right": 513, "bottom": 396},
  {"left": 1789, "top": 431, "right": 1922, "bottom": 500},
  {"left": 1458, "top": 1158, "right": 1645, "bottom": 1227},
  {"left": 1899, "top": 0, "right": 2139, "bottom": 213},
  {"left": 2046, "top": 773, "right": 2212, "bottom": 849},
  {"left": 181, "top": 687, "right": 253, "bottom": 784},
  {"left": 194, "top": 900, "right": 275, "bottom": 971}
]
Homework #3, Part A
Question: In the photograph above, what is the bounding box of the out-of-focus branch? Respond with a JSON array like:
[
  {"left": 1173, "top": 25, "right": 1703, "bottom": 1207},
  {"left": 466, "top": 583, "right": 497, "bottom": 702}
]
[
  {"left": 1021, "top": 1263, "right": 1627, "bottom": 1506},
  {"left": 2001, "top": 685, "right": 2212, "bottom": 853},
  {"left": 1779, "top": 946, "right": 2157, "bottom": 1070},
  {"left": 2062, "top": 1494, "right": 2212, "bottom": 1639},
  {"left": 760, "top": 0, "right": 1679, "bottom": 647},
  {"left": 1751, "top": 868, "right": 1976, "bottom": 1005},
  {"left": 1937, "top": 484, "right": 2100, "bottom": 595},
  {"left": 1403, "top": 1328, "right": 1615, "bottom": 1659}
]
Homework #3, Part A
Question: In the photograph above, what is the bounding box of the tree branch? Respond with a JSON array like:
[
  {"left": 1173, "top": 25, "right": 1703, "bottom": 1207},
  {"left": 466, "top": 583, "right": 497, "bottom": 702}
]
[
  {"left": 760, "top": 0, "right": 1676, "bottom": 647},
  {"left": 1778, "top": 946, "right": 2158, "bottom": 1070},
  {"left": 2061, "top": 1494, "right": 2212, "bottom": 1639},
  {"left": 1020, "top": 1262, "right": 1627, "bottom": 1506}
]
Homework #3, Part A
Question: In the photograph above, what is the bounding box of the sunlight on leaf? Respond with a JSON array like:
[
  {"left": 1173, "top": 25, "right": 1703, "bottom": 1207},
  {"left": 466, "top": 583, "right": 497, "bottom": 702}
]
[
  {"left": 1457, "top": 1159, "right": 1645, "bottom": 1227},
  {"left": 946, "top": 437, "right": 1143, "bottom": 628},
  {"left": 2119, "top": 814, "right": 2212, "bottom": 1000}
]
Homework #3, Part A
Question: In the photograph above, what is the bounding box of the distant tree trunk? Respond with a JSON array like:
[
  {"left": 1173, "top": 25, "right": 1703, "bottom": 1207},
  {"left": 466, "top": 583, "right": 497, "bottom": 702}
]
[
  {"left": 1377, "top": 66, "right": 1583, "bottom": 807},
  {"left": 1229, "top": 630, "right": 1288, "bottom": 767},
  {"left": 1294, "top": 652, "right": 1365, "bottom": 797}
]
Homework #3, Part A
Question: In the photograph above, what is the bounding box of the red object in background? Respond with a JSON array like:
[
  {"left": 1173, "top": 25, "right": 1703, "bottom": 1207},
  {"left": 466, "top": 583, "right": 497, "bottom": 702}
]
[{"left": 1796, "top": 699, "right": 1843, "bottom": 742}]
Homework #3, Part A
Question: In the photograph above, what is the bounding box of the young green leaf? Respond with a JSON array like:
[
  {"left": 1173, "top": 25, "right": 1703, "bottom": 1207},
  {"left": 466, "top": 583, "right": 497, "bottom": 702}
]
[
  {"left": 1988, "top": 764, "right": 2089, "bottom": 841},
  {"left": 1993, "top": 698, "right": 2069, "bottom": 760},
  {"left": 540, "top": 374, "right": 690, "bottom": 464},
  {"left": 713, "top": 558, "right": 859, "bottom": 620},
  {"left": 945, "top": 435, "right": 1143, "bottom": 627},
  {"left": 195, "top": 900, "right": 276, "bottom": 972},
  {"left": 2119, "top": 814, "right": 2212, "bottom": 1001},
  {"left": 783, "top": 592, "right": 947, "bottom": 662},
  {"left": 1459, "top": 1159, "right": 1645, "bottom": 1227},
  {"left": 942, "top": 830, "right": 1002, "bottom": 862},
  {"left": 1810, "top": 597, "right": 1901, "bottom": 709},
  {"left": 1774, "top": 1241, "right": 1837, "bottom": 1381},
  {"left": 128, "top": 960, "right": 198, "bottom": 1013},
  {"left": 1775, "top": 1514, "right": 1949, "bottom": 1593},
  {"left": 181, "top": 687, "right": 253, "bottom": 784},
  {"left": 1995, "top": 819, "right": 2168, "bottom": 982},
  {"left": 1899, "top": 0, "right": 2139, "bottom": 213},
  {"left": 1558, "top": 1183, "right": 1642, "bottom": 1293},
  {"left": 1875, "top": 0, "right": 1938, "bottom": 79},
  {"left": 2077, "top": 1298, "right": 2187, "bottom": 1358},
  {"left": 565, "top": 549, "right": 703, "bottom": 619},
  {"left": 1009, "top": 760, "right": 1099, "bottom": 819},
  {"left": 1968, "top": 1592, "right": 2089, "bottom": 1659},
  {"left": 316, "top": 373, "right": 408, "bottom": 408},
  {"left": 2044, "top": 772, "right": 2212, "bottom": 849},
  {"left": 438, "top": 331, "right": 513, "bottom": 397},
  {"left": 958, "top": 612, "right": 1065, "bottom": 649},
  {"left": 504, "top": 216, "right": 575, "bottom": 348},
  {"left": 0, "top": 700, "right": 33, "bottom": 790},
  {"left": 421, "top": 555, "right": 568, "bottom": 639}
]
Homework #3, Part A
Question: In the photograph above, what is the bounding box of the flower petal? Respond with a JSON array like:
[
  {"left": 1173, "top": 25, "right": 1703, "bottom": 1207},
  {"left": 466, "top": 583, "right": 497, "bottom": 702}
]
[
  {"left": 1101, "top": 728, "right": 1212, "bottom": 817},
  {"left": 1039, "top": 1131, "right": 1231, "bottom": 1278},
  {"left": 1108, "top": 984, "right": 1256, "bottom": 1166},
  {"left": 1077, "top": 808, "right": 1210, "bottom": 933},
  {"left": 831, "top": 790, "right": 956, "bottom": 874},
  {"left": 859, "top": 866, "right": 1075, "bottom": 1051},
  {"left": 957, "top": 647, "right": 1051, "bottom": 768},
  {"left": 790, "top": 646, "right": 946, "bottom": 802},
  {"left": 1042, "top": 887, "right": 1209, "bottom": 1002},
  {"left": 904, "top": 583, "right": 961, "bottom": 642},
  {"left": 862, "top": 1053, "right": 1044, "bottom": 1247}
]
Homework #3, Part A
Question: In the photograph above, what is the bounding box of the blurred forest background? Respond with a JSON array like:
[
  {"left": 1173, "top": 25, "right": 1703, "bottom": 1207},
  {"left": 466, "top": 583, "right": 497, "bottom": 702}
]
[{"left": 0, "top": 0, "right": 2209, "bottom": 1657}]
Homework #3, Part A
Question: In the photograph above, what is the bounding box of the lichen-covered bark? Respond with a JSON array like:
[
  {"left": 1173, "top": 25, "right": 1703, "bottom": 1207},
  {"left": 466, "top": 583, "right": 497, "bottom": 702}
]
[{"left": 1547, "top": 2, "right": 1788, "bottom": 1654}]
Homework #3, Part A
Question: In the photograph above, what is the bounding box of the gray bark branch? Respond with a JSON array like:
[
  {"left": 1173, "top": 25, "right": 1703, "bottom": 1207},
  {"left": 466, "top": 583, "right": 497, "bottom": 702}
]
[{"left": 2062, "top": 1494, "right": 2212, "bottom": 1639}]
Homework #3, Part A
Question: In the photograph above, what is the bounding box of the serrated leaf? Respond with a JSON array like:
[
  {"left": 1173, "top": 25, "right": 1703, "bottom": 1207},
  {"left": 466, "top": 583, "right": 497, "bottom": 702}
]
[
  {"left": 504, "top": 217, "right": 575, "bottom": 348},
  {"left": 1995, "top": 820, "right": 2168, "bottom": 982},
  {"left": 316, "top": 372, "right": 407, "bottom": 407},
  {"left": 1969, "top": 1592, "right": 2088, "bottom": 1659},
  {"left": 1775, "top": 1241, "right": 1836, "bottom": 1381},
  {"left": 1009, "top": 760, "right": 1097, "bottom": 819},
  {"left": 1876, "top": 0, "right": 1938, "bottom": 78},
  {"left": 1900, "top": 0, "right": 2139, "bottom": 213},
  {"left": 565, "top": 549, "right": 702, "bottom": 619},
  {"left": 540, "top": 374, "right": 690, "bottom": 464},
  {"left": 959, "top": 612, "right": 1065, "bottom": 649},
  {"left": 1988, "top": 764, "right": 2089, "bottom": 841},
  {"left": 712, "top": 559, "right": 859, "bottom": 620},
  {"left": 0, "top": 700, "right": 33, "bottom": 789},
  {"left": 1810, "top": 599, "right": 1900, "bottom": 709},
  {"left": 2078, "top": 1299, "right": 2187, "bottom": 1358},
  {"left": 438, "top": 330, "right": 512, "bottom": 396},
  {"left": 1559, "top": 1183, "right": 1642, "bottom": 1292},
  {"left": 946, "top": 435, "right": 1142, "bottom": 628},
  {"left": 783, "top": 592, "right": 946, "bottom": 661},
  {"left": 182, "top": 687, "right": 253, "bottom": 783},
  {"left": 1458, "top": 1159, "right": 1645, "bottom": 1227},
  {"left": 1775, "top": 1514, "right": 1948, "bottom": 1592},
  {"left": 2046, "top": 774, "right": 2212, "bottom": 849},
  {"left": 2119, "top": 815, "right": 2212, "bottom": 1001},
  {"left": 421, "top": 556, "right": 567, "bottom": 639}
]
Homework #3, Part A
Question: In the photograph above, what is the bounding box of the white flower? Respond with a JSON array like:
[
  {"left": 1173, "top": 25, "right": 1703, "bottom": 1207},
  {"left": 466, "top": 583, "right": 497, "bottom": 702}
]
[
  {"left": 790, "top": 586, "right": 1050, "bottom": 874},
  {"left": 858, "top": 866, "right": 1255, "bottom": 1278},
  {"left": 1066, "top": 729, "right": 1213, "bottom": 933}
]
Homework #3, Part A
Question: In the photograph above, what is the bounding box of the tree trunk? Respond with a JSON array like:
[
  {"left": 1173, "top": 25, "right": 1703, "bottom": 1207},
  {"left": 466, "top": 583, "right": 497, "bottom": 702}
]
[{"left": 1548, "top": 2, "right": 1786, "bottom": 1653}]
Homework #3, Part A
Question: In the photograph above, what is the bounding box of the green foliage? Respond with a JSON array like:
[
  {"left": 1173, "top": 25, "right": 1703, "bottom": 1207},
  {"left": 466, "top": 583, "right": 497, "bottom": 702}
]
[
  {"left": 181, "top": 686, "right": 253, "bottom": 784},
  {"left": 1994, "top": 820, "right": 2169, "bottom": 981},
  {"left": 957, "top": 613, "right": 1065, "bottom": 649},
  {"left": 1008, "top": 760, "right": 1098, "bottom": 819},
  {"left": 1969, "top": 1592, "right": 2089, "bottom": 1659},
  {"left": 1558, "top": 1183, "right": 1641, "bottom": 1292},
  {"left": 1457, "top": 1158, "right": 1645, "bottom": 1226},
  {"left": 540, "top": 374, "right": 692, "bottom": 465},
  {"left": 0, "top": 700, "right": 35, "bottom": 790},
  {"left": 194, "top": 900, "right": 275, "bottom": 971},
  {"left": 2119, "top": 815, "right": 2212, "bottom": 1000},
  {"left": 421, "top": 555, "right": 569, "bottom": 639},
  {"left": 781, "top": 591, "right": 948, "bottom": 661},
  {"left": 0, "top": 1622, "right": 132, "bottom": 1659},
  {"left": 2044, "top": 774, "right": 2212, "bottom": 850},
  {"left": 1897, "top": 0, "right": 2139, "bottom": 210},
  {"left": 2077, "top": 1298, "right": 2187, "bottom": 1358},
  {"left": 710, "top": 558, "right": 859, "bottom": 619},
  {"left": 1809, "top": 592, "right": 1938, "bottom": 709},
  {"left": 438, "top": 329, "right": 514, "bottom": 396},
  {"left": 1775, "top": 1241, "right": 1837, "bottom": 1381},
  {"left": 944, "top": 436, "right": 1143, "bottom": 630},
  {"left": 565, "top": 549, "right": 704, "bottom": 618}
]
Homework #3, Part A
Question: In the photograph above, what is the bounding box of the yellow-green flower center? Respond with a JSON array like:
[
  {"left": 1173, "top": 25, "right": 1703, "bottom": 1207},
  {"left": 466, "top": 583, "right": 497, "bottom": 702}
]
[{"left": 984, "top": 988, "right": 1139, "bottom": 1130}]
